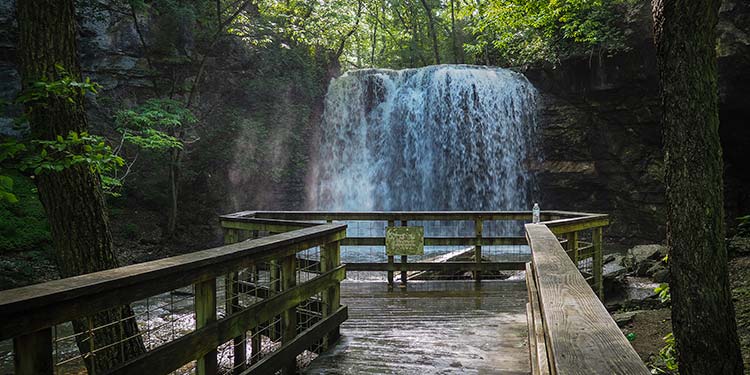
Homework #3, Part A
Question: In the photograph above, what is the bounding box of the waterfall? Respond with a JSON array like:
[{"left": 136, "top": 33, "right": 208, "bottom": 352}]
[{"left": 309, "top": 65, "right": 538, "bottom": 212}]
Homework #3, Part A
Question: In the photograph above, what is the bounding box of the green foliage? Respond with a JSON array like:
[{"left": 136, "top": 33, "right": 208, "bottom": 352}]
[
  {"left": 16, "top": 64, "right": 100, "bottom": 108},
  {"left": 1, "top": 132, "right": 125, "bottom": 195},
  {"left": 651, "top": 333, "right": 678, "bottom": 374},
  {"left": 650, "top": 254, "right": 677, "bottom": 374},
  {"left": 654, "top": 255, "right": 671, "bottom": 303},
  {"left": 235, "top": 0, "right": 639, "bottom": 69},
  {"left": 248, "top": 0, "right": 363, "bottom": 53},
  {"left": 0, "top": 172, "right": 51, "bottom": 253},
  {"left": 0, "top": 141, "right": 27, "bottom": 203},
  {"left": 114, "top": 99, "right": 192, "bottom": 151},
  {"left": 1, "top": 66, "right": 122, "bottom": 199},
  {"left": 461, "top": 0, "right": 635, "bottom": 65},
  {"left": 23, "top": 132, "right": 124, "bottom": 175},
  {"left": 655, "top": 283, "right": 671, "bottom": 304}
]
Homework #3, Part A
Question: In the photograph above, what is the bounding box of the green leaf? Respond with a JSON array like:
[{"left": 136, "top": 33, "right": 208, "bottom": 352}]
[{"left": 0, "top": 175, "right": 13, "bottom": 191}]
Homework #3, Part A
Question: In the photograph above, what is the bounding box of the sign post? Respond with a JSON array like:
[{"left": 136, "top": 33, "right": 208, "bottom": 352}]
[{"left": 386, "top": 226, "right": 424, "bottom": 288}]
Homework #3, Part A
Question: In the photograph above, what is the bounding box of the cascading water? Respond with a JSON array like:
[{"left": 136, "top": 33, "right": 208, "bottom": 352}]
[{"left": 309, "top": 65, "right": 538, "bottom": 212}]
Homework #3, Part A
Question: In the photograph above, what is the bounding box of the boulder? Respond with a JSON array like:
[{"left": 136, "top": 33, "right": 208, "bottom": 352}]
[
  {"left": 612, "top": 311, "right": 638, "bottom": 327},
  {"left": 646, "top": 262, "right": 667, "bottom": 277},
  {"left": 605, "top": 253, "right": 625, "bottom": 266},
  {"left": 652, "top": 268, "right": 670, "bottom": 283},
  {"left": 622, "top": 245, "right": 667, "bottom": 281},
  {"left": 604, "top": 262, "right": 628, "bottom": 279},
  {"left": 605, "top": 277, "right": 662, "bottom": 311},
  {"left": 635, "top": 259, "right": 657, "bottom": 277},
  {"left": 629, "top": 244, "right": 666, "bottom": 262}
]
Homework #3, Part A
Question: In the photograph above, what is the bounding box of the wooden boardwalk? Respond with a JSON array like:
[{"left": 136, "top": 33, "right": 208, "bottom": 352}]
[{"left": 305, "top": 280, "right": 530, "bottom": 374}]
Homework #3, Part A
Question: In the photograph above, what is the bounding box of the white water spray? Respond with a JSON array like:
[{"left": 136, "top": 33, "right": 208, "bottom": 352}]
[{"left": 310, "top": 65, "right": 538, "bottom": 212}]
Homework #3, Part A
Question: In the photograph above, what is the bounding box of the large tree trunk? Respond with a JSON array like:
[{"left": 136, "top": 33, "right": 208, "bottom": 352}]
[
  {"left": 16, "top": 0, "right": 146, "bottom": 372},
  {"left": 652, "top": 0, "right": 744, "bottom": 374}
]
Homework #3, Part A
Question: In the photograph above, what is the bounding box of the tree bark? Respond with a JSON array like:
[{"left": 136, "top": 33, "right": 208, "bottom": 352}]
[
  {"left": 419, "top": 0, "right": 440, "bottom": 65},
  {"left": 450, "top": 0, "right": 460, "bottom": 64},
  {"left": 16, "top": 0, "right": 146, "bottom": 372},
  {"left": 652, "top": 0, "right": 744, "bottom": 374}
]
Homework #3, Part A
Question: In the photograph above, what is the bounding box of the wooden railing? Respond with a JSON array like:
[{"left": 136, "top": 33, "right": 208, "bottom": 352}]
[
  {"left": 0, "top": 223, "right": 347, "bottom": 375},
  {"left": 0, "top": 210, "right": 625, "bottom": 375},
  {"left": 220, "top": 211, "right": 540, "bottom": 288},
  {"left": 220, "top": 211, "right": 608, "bottom": 293},
  {"left": 525, "top": 221, "right": 649, "bottom": 374},
  {"left": 541, "top": 211, "right": 609, "bottom": 297}
]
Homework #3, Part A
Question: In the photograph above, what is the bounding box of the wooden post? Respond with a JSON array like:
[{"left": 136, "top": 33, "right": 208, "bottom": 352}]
[
  {"left": 400, "top": 220, "right": 408, "bottom": 288},
  {"left": 387, "top": 220, "right": 395, "bottom": 289},
  {"left": 322, "top": 240, "right": 342, "bottom": 345},
  {"left": 223, "top": 228, "right": 247, "bottom": 373},
  {"left": 565, "top": 231, "right": 579, "bottom": 264},
  {"left": 195, "top": 279, "right": 217, "bottom": 375},
  {"left": 269, "top": 260, "right": 280, "bottom": 341},
  {"left": 247, "top": 229, "right": 261, "bottom": 364},
  {"left": 280, "top": 254, "right": 297, "bottom": 375},
  {"left": 592, "top": 227, "right": 604, "bottom": 299},
  {"left": 13, "top": 328, "right": 53, "bottom": 375},
  {"left": 474, "top": 218, "right": 483, "bottom": 283}
]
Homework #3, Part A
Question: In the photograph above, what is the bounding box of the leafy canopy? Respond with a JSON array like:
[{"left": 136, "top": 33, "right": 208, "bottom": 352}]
[
  {"left": 461, "top": 0, "right": 635, "bottom": 65},
  {"left": 114, "top": 98, "right": 193, "bottom": 151}
]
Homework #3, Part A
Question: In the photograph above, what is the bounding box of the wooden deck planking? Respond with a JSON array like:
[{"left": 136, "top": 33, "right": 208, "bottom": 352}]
[{"left": 305, "top": 280, "right": 530, "bottom": 374}]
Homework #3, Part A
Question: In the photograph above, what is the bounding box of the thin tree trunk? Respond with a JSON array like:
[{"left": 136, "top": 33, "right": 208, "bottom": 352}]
[
  {"left": 419, "top": 0, "right": 440, "bottom": 65},
  {"left": 370, "top": 5, "right": 378, "bottom": 66},
  {"left": 16, "top": 0, "right": 146, "bottom": 372},
  {"left": 450, "top": 0, "right": 462, "bottom": 64},
  {"left": 652, "top": 0, "right": 744, "bottom": 373},
  {"left": 167, "top": 148, "right": 180, "bottom": 236}
]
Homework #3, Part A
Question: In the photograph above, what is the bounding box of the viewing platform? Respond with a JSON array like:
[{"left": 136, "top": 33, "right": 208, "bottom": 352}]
[
  {"left": 305, "top": 280, "right": 530, "bottom": 374},
  {"left": 0, "top": 211, "right": 650, "bottom": 375}
]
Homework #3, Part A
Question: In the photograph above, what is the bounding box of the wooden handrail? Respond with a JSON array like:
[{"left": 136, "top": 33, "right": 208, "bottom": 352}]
[
  {"left": 0, "top": 223, "right": 346, "bottom": 341},
  {"left": 223, "top": 210, "right": 600, "bottom": 222},
  {"left": 526, "top": 223, "right": 649, "bottom": 374},
  {"left": 248, "top": 210, "right": 534, "bottom": 221}
]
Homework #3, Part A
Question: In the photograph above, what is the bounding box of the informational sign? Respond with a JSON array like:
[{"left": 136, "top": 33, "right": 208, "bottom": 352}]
[{"left": 385, "top": 226, "right": 424, "bottom": 256}]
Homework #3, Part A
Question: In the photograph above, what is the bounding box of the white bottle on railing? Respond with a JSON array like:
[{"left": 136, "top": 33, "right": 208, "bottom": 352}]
[{"left": 532, "top": 203, "right": 541, "bottom": 224}]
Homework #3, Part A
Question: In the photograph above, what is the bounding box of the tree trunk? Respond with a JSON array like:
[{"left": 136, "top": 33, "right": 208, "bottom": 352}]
[
  {"left": 16, "top": 0, "right": 146, "bottom": 372},
  {"left": 652, "top": 0, "right": 744, "bottom": 374},
  {"left": 167, "top": 147, "right": 180, "bottom": 237},
  {"left": 450, "top": 0, "right": 460, "bottom": 64},
  {"left": 370, "top": 5, "right": 379, "bottom": 66},
  {"left": 419, "top": 0, "right": 440, "bottom": 65}
]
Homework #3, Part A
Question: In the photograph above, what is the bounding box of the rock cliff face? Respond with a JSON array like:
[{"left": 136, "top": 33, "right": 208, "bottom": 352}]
[
  {"left": 0, "top": 1, "right": 334, "bottom": 247},
  {"left": 525, "top": 0, "right": 750, "bottom": 243}
]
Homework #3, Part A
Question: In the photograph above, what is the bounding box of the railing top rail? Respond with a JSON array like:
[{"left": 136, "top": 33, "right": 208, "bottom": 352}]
[
  {"left": 540, "top": 214, "right": 610, "bottom": 234},
  {"left": 525, "top": 223, "right": 648, "bottom": 374},
  {"left": 221, "top": 210, "right": 606, "bottom": 222},
  {"left": 0, "top": 223, "right": 346, "bottom": 341}
]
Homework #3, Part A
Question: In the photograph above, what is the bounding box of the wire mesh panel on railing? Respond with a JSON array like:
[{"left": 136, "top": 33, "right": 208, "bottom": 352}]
[
  {"left": 334, "top": 218, "right": 531, "bottom": 281},
  {"left": 35, "top": 285, "right": 196, "bottom": 374},
  {"left": 296, "top": 290, "right": 326, "bottom": 368},
  {"left": 215, "top": 259, "right": 283, "bottom": 375},
  {"left": 558, "top": 227, "right": 599, "bottom": 290},
  {"left": 340, "top": 220, "right": 387, "bottom": 281}
]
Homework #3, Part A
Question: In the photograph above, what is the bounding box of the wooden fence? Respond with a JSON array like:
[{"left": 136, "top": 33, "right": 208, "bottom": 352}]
[
  {"left": 0, "top": 210, "right": 641, "bottom": 375},
  {"left": 220, "top": 210, "right": 606, "bottom": 294},
  {"left": 0, "top": 223, "right": 347, "bottom": 375}
]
